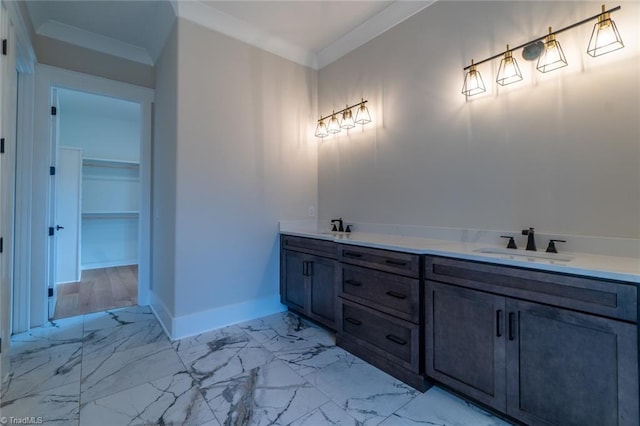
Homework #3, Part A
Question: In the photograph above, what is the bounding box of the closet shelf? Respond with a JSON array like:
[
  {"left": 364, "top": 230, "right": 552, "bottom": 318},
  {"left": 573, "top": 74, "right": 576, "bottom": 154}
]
[
  {"left": 83, "top": 157, "right": 140, "bottom": 169},
  {"left": 82, "top": 211, "right": 139, "bottom": 220}
]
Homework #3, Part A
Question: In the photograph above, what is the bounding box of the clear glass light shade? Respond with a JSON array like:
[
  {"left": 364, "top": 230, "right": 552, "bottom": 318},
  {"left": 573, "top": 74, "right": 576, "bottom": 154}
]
[
  {"left": 587, "top": 12, "right": 624, "bottom": 57},
  {"left": 537, "top": 32, "right": 568, "bottom": 73},
  {"left": 315, "top": 119, "right": 328, "bottom": 138},
  {"left": 327, "top": 114, "right": 341, "bottom": 134},
  {"left": 496, "top": 49, "right": 523, "bottom": 86},
  {"left": 340, "top": 108, "right": 356, "bottom": 129},
  {"left": 355, "top": 103, "right": 371, "bottom": 125},
  {"left": 461, "top": 64, "right": 486, "bottom": 96}
]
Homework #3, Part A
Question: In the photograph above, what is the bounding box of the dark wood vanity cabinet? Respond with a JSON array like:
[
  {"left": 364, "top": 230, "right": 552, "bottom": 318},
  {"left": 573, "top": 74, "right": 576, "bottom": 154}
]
[
  {"left": 425, "top": 256, "right": 639, "bottom": 426},
  {"left": 280, "top": 235, "right": 337, "bottom": 329},
  {"left": 337, "top": 244, "right": 426, "bottom": 391}
]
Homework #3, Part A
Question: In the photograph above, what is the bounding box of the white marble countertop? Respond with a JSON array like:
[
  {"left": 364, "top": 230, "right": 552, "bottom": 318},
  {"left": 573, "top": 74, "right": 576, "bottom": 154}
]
[{"left": 281, "top": 229, "right": 640, "bottom": 284}]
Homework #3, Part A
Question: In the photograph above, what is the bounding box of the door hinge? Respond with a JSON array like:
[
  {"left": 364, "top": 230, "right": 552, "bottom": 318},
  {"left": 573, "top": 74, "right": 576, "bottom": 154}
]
[
  {"left": 0, "top": 137, "right": 4, "bottom": 154},
  {"left": 0, "top": 237, "right": 3, "bottom": 253},
  {"left": 0, "top": 337, "right": 2, "bottom": 353},
  {"left": 2, "top": 39, "right": 7, "bottom": 55},
  {"left": 50, "top": 166, "right": 56, "bottom": 175},
  {"left": 48, "top": 288, "right": 54, "bottom": 298},
  {"left": 48, "top": 227, "right": 54, "bottom": 236},
  {"left": 51, "top": 106, "right": 57, "bottom": 116}
]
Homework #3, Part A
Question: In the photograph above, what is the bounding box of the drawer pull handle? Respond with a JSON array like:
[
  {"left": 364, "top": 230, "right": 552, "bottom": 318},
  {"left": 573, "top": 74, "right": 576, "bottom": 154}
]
[
  {"left": 345, "top": 280, "right": 362, "bottom": 287},
  {"left": 343, "top": 251, "right": 363, "bottom": 258},
  {"left": 496, "top": 310, "right": 503, "bottom": 338},
  {"left": 345, "top": 317, "right": 362, "bottom": 326},
  {"left": 385, "top": 291, "right": 406, "bottom": 300},
  {"left": 385, "top": 259, "right": 407, "bottom": 266},
  {"left": 386, "top": 334, "right": 407, "bottom": 346}
]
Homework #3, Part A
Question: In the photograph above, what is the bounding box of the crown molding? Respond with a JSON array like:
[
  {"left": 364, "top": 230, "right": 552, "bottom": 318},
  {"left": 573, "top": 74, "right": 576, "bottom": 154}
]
[
  {"left": 175, "top": 1, "right": 317, "bottom": 69},
  {"left": 317, "top": 1, "right": 436, "bottom": 69},
  {"left": 176, "top": 1, "right": 436, "bottom": 71},
  {"left": 37, "top": 20, "right": 154, "bottom": 65}
]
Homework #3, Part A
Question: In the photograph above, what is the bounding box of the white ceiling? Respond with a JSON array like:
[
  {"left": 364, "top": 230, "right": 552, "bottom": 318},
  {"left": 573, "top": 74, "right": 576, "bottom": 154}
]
[{"left": 24, "top": 0, "right": 434, "bottom": 69}]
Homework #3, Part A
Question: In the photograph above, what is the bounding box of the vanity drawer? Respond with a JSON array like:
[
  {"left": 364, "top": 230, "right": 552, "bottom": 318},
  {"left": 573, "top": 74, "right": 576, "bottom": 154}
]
[
  {"left": 340, "top": 299, "right": 420, "bottom": 371},
  {"left": 425, "top": 256, "right": 638, "bottom": 322},
  {"left": 338, "top": 244, "right": 420, "bottom": 278},
  {"left": 281, "top": 235, "right": 337, "bottom": 259},
  {"left": 340, "top": 264, "right": 420, "bottom": 323}
]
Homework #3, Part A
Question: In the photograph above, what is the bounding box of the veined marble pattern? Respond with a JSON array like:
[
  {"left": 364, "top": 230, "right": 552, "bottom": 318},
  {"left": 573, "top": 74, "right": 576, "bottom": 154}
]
[
  {"left": 205, "top": 359, "right": 328, "bottom": 425},
  {"left": 79, "top": 371, "right": 215, "bottom": 426},
  {"left": 2, "top": 306, "right": 513, "bottom": 425}
]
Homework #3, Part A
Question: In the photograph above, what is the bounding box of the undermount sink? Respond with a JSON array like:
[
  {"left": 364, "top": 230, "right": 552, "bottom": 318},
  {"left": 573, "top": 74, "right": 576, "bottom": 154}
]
[{"left": 473, "top": 247, "right": 575, "bottom": 262}]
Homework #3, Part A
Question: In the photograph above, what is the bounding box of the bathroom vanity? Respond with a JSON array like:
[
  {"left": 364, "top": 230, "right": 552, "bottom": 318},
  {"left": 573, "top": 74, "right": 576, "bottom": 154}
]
[{"left": 279, "top": 229, "right": 639, "bottom": 425}]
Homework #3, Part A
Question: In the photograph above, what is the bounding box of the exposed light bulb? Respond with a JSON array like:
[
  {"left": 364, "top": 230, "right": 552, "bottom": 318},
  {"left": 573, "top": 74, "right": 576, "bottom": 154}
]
[
  {"left": 462, "top": 60, "right": 486, "bottom": 96},
  {"left": 327, "top": 113, "right": 341, "bottom": 134},
  {"left": 496, "top": 45, "right": 523, "bottom": 86}
]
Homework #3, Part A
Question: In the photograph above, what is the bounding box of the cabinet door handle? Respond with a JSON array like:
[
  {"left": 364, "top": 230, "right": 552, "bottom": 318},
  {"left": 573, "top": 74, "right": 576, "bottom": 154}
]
[
  {"left": 385, "top": 259, "right": 407, "bottom": 266},
  {"left": 345, "top": 279, "right": 362, "bottom": 287},
  {"left": 302, "top": 261, "right": 308, "bottom": 276},
  {"left": 345, "top": 317, "right": 362, "bottom": 326},
  {"left": 385, "top": 291, "right": 406, "bottom": 300},
  {"left": 307, "top": 261, "right": 313, "bottom": 277},
  {"left": 508, "top": 312, "right": 516, "bottom": 341},
  {"left": 496, "top": 310, "right": 503, "bottom": 337},
  {"left": 386, "top": 334, "right": 407, "bottom": 346},
  {"left": 343, "top": 251, "right": 362, "bottom": 258}
]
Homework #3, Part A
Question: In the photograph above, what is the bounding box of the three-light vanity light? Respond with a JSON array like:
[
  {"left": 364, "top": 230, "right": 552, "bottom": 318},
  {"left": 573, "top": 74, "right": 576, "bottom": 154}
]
[
  {"left": 315, "top": 99, "right": 371, "bottom": 138},
  {"left": 462, "top": 4, "right": 624, "bottom": 96}
]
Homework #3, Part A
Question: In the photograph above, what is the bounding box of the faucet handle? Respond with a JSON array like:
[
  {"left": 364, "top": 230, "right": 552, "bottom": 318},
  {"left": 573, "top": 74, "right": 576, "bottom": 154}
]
[
  {"left": 345, "top": 224, "right": 352, "bottom": 233},
  {"left": 500, "top": 236, "right": 518, "bottom": 249},
  {"left": 546, "top": 239, "right": 566, "bottom": 253}
]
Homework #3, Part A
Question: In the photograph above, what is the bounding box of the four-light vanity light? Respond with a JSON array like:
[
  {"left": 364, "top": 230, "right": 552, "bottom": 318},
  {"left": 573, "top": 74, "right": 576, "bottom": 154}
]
[
  {"left": 315, "top": 99, "right": 371, "bottom": 138},
  {"left": 462, "top": 4, "right": 624, "bottom": 96}
]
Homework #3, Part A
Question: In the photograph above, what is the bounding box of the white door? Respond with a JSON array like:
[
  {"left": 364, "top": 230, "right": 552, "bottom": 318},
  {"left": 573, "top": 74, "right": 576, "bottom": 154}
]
[{"left": 55, "top": 147, "right": 82, "bottom": 285}]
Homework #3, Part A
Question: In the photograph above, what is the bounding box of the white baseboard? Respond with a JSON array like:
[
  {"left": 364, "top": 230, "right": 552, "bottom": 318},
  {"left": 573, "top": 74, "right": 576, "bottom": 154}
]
[
  {"left": 149, "top": 290, "right": 174, "bottom": 339},
  {"left": 149, "top": 293, "right": 285, "bottom": 341}
]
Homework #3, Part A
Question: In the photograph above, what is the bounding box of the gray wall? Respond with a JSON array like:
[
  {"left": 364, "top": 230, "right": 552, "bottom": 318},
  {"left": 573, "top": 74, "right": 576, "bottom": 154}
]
[
  {"left": 154, "top": 18, "right": 318, "bottom": 324},
  {"left": 152, "top": 23, "right": 178, "bottom": 316},
  {"left": 35, "top": 35, "right": 155, "bottom": 88},
  {"left": 317, "top": 1, "right": 640, "bottom": 239}
]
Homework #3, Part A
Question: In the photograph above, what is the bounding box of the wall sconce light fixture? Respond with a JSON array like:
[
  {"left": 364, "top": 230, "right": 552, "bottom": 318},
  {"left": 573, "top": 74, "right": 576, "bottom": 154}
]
[
  {"left": 315, "top": 99, "right": 371, "bottom": 138},
  {"left": 496, "top": 45, "right": 523, "bottom": 85},
  {"left": 462, "top": 4, "right": 623, "bottom": 96},
  {"left": 588, "top": 4, "right": 624, "bottom": 57},
  {"left": 462, "top": 60, "right": 486, "bottom": 96},
  {"left": 537, "top": 28, "right": 568, "bottom": 73}
]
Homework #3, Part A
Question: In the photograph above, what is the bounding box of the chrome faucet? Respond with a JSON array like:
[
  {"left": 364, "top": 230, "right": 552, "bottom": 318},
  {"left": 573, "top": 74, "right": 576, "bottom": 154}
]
[
  {"left": 331, "top": 218, "right": 344, "bottom": 232},
  {"left": 522, "top": 227, "right": 536, "bottom": 251}
]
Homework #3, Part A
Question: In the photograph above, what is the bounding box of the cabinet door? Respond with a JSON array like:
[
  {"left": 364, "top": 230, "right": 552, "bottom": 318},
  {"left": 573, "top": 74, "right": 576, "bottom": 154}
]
[
  {"left": 281, "top": 250, "right": 306, "bottom": 312},
  {"left": 308, "top": 255, "right": 336, "bottom": 328},
  {"left": 506, "top": 299, "right": 639, "bottom": 426},
  {"left": 425, "top": 281, "right": 506, "bottom": 411}
]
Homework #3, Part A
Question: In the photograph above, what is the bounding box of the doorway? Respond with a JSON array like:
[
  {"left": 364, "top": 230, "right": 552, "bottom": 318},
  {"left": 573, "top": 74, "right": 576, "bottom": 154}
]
[
  {"left": 12, "top": 65, "right": 154, "bottom": 332},
  {"left": 51, "top": 88, "right": 142, "bottom": 319}
]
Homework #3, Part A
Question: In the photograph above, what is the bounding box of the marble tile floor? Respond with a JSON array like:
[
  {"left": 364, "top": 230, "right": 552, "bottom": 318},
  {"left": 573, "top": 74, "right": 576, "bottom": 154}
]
[{"left": 0, "top": 305, "right": 512, "bottom": 425}]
